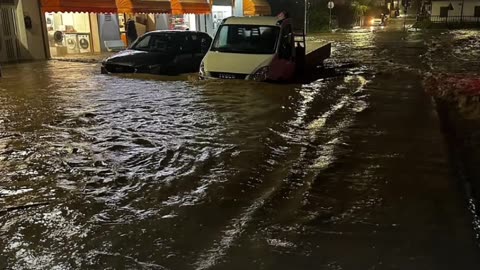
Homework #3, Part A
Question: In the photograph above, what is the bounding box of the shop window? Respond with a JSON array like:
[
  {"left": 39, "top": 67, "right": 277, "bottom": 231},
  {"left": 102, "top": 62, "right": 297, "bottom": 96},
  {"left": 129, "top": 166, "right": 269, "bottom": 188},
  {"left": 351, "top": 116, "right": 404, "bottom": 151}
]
[
  {"left": 475, "top": 6, "right": 480, "bottom": 17},
  {"left": 45, "top": 12, "right": 92, "bottom": 56},
  {"left": 440, "top": 7, "right": 449, "bottom": 17}
]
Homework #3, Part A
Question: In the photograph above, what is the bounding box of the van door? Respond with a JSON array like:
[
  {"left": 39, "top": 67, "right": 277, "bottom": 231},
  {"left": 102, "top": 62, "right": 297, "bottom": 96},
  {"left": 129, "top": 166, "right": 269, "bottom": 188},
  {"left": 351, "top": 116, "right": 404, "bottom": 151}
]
[
  {"left": 0, "top": 5, "right": 20, "bottom": 62},
  {"left": 269, "top": 23, "right": 295, "bottom": 81}
]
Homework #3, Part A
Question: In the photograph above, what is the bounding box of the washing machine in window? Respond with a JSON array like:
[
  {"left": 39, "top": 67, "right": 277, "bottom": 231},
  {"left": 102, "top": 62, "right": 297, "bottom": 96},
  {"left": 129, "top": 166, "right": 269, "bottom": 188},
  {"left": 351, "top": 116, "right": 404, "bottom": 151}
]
[
  {"left": 78, "top": 34, "right": 91, "bottom": 53},
  {"left": 65, "top": 34, "right": 79, "bottom": 54}
]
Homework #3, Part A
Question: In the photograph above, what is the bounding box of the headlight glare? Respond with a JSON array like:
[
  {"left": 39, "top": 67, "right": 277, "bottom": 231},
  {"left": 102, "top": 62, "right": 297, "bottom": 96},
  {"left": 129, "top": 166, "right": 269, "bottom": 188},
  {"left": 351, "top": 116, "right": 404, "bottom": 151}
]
[
  {"left": 250, "top": 66, "right": 269, "bottom": 81},
  {"left": 199, "top": 61, "right": 205, "bottom": 77}
]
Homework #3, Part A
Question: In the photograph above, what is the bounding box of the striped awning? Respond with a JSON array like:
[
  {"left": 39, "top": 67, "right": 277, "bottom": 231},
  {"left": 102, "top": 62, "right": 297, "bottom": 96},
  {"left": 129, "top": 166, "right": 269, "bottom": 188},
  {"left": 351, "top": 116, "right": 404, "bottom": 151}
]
[
  {"left": 40, "top": 0, "right": 118, "bottom": 13},
  {"left": 171, "top": 0, "right": 211, "bottom": 15},
  {"left": 115, "top": 0, "right": 171, "bottom": 14},
  {"left": 243, "top": 0, "right": 271, "bottom": 16}
]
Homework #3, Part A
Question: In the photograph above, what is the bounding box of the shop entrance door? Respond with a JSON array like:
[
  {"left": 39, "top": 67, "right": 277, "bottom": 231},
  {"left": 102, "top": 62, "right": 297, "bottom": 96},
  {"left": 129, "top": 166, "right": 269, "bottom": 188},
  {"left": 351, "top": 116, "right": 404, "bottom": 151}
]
[{"left": 0, "top": 5, "right": 20, "bottom": 62}]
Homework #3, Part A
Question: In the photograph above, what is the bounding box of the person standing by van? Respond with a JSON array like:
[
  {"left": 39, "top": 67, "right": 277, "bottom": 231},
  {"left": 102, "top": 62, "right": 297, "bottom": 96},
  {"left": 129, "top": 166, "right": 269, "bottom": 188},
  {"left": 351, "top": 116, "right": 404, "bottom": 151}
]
[{"left": 277, "top": 11, "right": 289, "bottom": 20}]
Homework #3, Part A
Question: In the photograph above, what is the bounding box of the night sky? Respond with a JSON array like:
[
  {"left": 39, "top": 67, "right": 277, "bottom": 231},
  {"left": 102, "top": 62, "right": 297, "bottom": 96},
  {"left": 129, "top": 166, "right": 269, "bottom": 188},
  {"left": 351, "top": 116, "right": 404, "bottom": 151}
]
[{"left": 267, "top": 0, "right": 307, "bottom": 26}]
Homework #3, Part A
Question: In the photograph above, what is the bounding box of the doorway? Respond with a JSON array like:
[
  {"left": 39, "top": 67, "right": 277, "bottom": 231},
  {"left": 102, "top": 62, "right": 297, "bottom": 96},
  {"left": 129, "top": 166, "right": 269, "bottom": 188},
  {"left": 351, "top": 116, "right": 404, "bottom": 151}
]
[{"left": 0, "top": 5, "right": 20, "bottom": 62}]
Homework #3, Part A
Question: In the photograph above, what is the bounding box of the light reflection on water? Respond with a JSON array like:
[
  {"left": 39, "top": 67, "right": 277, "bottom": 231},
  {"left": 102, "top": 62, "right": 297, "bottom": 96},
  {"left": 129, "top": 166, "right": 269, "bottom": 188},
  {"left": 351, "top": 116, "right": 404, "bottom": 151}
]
[{"left": 1, "top": 29, "right": 479, "bottom": 269}]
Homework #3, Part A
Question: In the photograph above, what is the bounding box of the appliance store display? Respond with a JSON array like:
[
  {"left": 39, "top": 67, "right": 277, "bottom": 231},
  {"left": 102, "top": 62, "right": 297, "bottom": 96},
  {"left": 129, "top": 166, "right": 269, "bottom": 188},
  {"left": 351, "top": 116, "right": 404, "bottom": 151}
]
[
  {"left": 78, "top": 34, "right": 91, "bottom": 53},
  {"left": 65, "top": 33, "right": 79, "bottom": 54}
]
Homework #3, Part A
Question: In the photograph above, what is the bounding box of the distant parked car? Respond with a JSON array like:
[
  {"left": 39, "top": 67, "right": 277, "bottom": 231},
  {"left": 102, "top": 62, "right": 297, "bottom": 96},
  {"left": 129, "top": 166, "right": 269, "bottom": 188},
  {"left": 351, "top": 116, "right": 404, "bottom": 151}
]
[
  {"left": 371, "top": 18, "right": 383, "bottom": 26},
  {"left": 101, "top": 30, "right": 212, "bottom": 75},
  {"left": 368, "top": 17, "right": 386, "bottom": 31}
]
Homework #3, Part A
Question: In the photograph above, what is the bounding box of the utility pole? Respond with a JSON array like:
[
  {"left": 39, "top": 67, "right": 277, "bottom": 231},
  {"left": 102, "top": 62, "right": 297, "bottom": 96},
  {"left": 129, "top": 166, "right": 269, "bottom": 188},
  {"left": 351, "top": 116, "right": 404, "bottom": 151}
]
[
  {"left": 304, "top": 0, "right": 308, "bottom": 35},
  {"left": 329, "top": 8, "right": 332, "bottom": 30},
  {"left": 403, "top": 0, "right": 409, "bottom": 31}
]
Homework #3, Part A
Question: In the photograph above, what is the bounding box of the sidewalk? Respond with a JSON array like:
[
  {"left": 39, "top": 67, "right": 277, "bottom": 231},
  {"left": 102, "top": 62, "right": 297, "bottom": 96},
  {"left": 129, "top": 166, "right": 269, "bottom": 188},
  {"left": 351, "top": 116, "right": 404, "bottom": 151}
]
[{"left": 52, "top": 52, "right": 114, "bottom": 63}]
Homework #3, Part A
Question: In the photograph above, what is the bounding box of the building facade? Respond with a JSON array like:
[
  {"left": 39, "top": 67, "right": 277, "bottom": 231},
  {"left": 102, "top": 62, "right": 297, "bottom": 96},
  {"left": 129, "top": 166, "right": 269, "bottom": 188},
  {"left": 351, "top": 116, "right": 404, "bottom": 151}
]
[
  {"left": 427, "top": 0, "right": 480, "bottom": 24},
  {"left": 0, "top": 0, "right": 47, "bottom": 62},
  {"left": 0, "top": 0, "right": 272, "bottom": 63}
]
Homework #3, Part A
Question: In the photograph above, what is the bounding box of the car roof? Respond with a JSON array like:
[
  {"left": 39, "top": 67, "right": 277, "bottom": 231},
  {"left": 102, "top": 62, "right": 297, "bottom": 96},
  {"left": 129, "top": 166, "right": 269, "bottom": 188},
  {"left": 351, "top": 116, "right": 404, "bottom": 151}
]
[
  {"left": 146, "top": 30, "right": 209, "bottom": 35},
  {"left": 222, "top": 16, "right": 283, "bottom": 26}
]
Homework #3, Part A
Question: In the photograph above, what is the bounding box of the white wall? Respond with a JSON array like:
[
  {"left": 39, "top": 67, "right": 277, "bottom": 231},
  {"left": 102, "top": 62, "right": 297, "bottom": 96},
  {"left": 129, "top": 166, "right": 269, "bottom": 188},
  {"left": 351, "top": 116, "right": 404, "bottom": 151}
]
[
  {"left": 16, "top": 0, "right": 47, "bottom": 60},
  {"left": 431, "top": 1, "right": 480, "bottom": 16},
  {"left": 233, "top": 0, "right": 243, "bottom": 16},
  {"left": 204, "top": 14, "right": 215, "bottom": 37},
  {"left": 155, "top": 14, "right": 170, "bottom": 30}
]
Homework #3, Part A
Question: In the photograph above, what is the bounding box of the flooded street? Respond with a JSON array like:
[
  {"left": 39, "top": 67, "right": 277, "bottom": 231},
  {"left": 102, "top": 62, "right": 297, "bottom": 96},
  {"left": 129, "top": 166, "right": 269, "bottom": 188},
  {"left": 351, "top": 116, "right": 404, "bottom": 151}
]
[{"left": 1, "top": 29, "right": 480, "bottom": 269}]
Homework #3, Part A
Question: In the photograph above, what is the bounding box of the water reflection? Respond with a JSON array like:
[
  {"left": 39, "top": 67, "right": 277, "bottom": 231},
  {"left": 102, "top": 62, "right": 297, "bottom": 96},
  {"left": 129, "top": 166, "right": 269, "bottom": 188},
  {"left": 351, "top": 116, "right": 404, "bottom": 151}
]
[{"left": 1, "top": 29, "right": 480, "bottom": 269}]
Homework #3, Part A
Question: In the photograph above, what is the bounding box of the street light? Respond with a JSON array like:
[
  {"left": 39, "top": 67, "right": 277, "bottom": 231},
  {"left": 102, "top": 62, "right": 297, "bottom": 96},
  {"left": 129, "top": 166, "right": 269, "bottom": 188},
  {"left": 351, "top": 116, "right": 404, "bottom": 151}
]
[
  {"left": 328, "top": 1, "right": 334, "bottom": 30},
  {"left": 460, "top": 0, "right": 465, "bottom": 23}
]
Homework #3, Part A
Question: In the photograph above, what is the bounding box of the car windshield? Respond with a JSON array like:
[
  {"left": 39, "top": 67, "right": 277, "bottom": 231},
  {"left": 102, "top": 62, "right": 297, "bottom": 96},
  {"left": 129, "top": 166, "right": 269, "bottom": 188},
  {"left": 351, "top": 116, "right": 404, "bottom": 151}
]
[
  {"left": 211, "top": 25, "right": 280, "bottom": 54},
  {"left": 131, "top": 33, "right": 178, "bottom": 53}
]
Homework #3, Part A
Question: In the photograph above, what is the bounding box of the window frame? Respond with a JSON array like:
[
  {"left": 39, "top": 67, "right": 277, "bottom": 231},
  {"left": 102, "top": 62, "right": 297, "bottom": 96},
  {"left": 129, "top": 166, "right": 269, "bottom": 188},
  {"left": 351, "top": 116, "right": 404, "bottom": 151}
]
[
  {"left": 439, "top": 6, "right": 449, "bottom": 18},
  {"left": 474, "top": 6, "right": 480, "bottom": 17},
  {"left": 210, "top": 24, "right": 281, "bottom": 55}
]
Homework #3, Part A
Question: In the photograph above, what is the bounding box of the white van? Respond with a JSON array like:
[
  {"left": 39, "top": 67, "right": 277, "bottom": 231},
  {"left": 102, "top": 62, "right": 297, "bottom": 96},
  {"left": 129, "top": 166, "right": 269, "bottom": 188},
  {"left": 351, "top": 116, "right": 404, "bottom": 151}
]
[{"left": 199, "top": 16, "right": 297, "bottom": 82}]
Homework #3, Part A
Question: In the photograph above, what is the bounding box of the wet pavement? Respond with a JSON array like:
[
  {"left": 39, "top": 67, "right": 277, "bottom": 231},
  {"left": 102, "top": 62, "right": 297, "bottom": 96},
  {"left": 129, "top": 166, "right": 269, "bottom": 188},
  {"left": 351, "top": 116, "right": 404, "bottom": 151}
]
[{"left": 1, "top": 29, "right": 480, "bottom": 269}]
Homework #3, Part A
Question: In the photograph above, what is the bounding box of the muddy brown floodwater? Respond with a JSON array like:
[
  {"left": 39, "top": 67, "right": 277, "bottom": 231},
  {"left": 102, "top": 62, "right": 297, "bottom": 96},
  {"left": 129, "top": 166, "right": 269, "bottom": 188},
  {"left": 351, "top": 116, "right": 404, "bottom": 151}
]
[{"left": 1, "top": 29, "right": 480, "bottom": 270}]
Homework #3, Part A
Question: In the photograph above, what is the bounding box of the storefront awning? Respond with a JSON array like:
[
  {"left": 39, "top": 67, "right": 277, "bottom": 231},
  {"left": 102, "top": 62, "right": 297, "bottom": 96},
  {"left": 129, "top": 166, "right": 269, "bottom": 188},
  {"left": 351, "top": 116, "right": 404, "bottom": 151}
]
[
  {"left": 171, "top": 0, "right": 211, "bottom": 15},
  {"left": 243, "top": 0, "right": 271, "bottom": 16},
  {"left": 115, "top": 0, "right": 171, "bottom": 14},
  {"left": 40, "top": 0, "right": 118, "bottom": 13}
]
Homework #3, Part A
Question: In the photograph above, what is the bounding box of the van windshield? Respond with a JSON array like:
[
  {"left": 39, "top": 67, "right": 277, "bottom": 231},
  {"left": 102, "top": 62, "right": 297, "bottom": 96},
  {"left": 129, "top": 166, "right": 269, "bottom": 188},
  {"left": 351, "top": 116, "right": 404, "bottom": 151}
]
[{"left": 211, "top": 25, "right": 280, "bottom": 54}]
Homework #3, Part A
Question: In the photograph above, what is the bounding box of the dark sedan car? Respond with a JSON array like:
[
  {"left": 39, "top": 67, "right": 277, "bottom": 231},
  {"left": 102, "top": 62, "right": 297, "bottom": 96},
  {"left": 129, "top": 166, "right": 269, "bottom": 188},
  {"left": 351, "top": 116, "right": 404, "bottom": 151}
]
[{"left": 101, "top": 30, "right": 212, "bottom": 75}]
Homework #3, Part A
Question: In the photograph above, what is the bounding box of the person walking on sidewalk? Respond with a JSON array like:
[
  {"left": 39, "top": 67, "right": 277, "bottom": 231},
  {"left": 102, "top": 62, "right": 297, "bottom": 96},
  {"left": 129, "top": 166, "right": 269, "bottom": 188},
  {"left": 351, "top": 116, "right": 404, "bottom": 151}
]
[{"left": 126, "top": 19, "right": 138, "bottom": 45}]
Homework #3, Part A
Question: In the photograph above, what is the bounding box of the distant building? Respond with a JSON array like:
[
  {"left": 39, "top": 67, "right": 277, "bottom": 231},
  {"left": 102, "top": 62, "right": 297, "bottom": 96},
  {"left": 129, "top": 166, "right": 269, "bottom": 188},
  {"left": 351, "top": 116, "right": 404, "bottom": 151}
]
[{"left": 424, "top": 0, "right": 480, "bottom": 24}]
